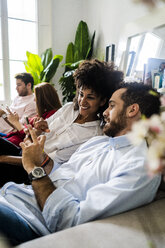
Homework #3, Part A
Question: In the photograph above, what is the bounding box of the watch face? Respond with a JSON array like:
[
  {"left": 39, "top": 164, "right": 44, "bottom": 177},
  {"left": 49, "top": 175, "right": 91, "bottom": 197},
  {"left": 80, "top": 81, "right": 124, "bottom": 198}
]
[{"left": 32, "top": 167, "right": 45, "bottom": 178}]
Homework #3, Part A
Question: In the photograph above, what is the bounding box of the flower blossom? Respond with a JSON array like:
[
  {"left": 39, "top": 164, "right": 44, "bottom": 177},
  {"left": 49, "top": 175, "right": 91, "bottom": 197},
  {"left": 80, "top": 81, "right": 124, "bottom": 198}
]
[
  {"left": 128, "top": 119, "right": 149, "bottom": 145},
  {"left": 129, "top": 113, "right": 165, "bottom": 174}
]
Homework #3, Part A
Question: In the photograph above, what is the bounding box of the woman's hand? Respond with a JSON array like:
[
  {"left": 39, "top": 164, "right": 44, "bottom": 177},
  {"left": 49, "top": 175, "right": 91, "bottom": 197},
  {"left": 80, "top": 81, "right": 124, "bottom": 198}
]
[
  {"left": 34, "top": 117, "right": 50, "bottom": 133},
  {"left": 7, "top": 111, "right": 23, "bottom": 131},
  {"left": 20, "top": 125, "right": 46, "bottom": 173}
]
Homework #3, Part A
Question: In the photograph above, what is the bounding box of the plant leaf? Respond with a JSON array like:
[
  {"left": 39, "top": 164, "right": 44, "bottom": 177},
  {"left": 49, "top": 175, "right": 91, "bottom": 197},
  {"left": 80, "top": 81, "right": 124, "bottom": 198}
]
[
  {"left": 43, "top": 55, "right": 63, "bottom": 82},
  {"left": 63, "top": 60, "right": 83, "bottom": 69},
  {"left": 74, "top": 20, "right": 90, "bottom": 60},
  {"left": 66, "top": 42, "right": 74, "bottom": 63},
  {"left": 24, "top": 52, "right": 43, "bottom": 85},
  {"left": 41, "top": 48, "right": 53, "bottom": 69},
  {"left": 59, "top": 20, "right": 95, "bottom": 103},
  {"left": 26, "top": 52, "right": 43, "bottom": 73}
]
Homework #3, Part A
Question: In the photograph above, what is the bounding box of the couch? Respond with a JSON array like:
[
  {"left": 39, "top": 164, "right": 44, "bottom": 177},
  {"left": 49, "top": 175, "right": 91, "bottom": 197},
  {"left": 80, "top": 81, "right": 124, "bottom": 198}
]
[{"left": 16, "top": 190, "right": 165, "bottom": 248}]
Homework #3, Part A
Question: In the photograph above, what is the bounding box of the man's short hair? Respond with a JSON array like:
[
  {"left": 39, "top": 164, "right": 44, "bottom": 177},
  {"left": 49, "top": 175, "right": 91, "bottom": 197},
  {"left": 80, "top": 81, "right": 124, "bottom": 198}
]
[
  {"left": 15, "top": 73, "right": 34, "bottom": 90},
  {"left": 120, "top": 82, "right": 161, "bottom": 118}
]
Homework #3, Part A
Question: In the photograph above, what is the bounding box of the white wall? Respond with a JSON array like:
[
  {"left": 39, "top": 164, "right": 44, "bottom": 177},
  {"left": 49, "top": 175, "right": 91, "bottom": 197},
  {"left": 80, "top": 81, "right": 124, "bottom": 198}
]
[
  {"left": 80, "top": 0, "right": 152, "bottom": 59},
  {"left": 39, "top": 0, "right": 165, "bottom": 98},
  {"left": 51, "top": 0, "right": 84, "bottom": 98},
  {"left": 38, "top": 0, "right": 52, "bottom": 54}
]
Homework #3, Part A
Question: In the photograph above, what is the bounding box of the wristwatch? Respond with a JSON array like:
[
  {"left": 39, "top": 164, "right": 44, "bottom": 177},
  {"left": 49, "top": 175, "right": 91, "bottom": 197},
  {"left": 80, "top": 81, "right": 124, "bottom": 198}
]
[
  {"left": 1, "top": 113, "right": 7, "bottom": 119},
  {"left": 28, "top": 166, "right": 47, "bottom": 183}
]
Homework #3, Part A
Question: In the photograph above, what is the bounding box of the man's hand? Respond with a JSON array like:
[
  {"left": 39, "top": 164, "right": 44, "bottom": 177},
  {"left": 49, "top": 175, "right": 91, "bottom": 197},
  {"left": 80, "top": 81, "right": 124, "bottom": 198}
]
[
  {"left": 20, "top": 125, "right": 56, "bottom": 211},
  {"left": 20, "top": 125, "right": 46, "bottom": 173},
  {"left": 34, "top": 118, "right": 50, "bottom": 133}
]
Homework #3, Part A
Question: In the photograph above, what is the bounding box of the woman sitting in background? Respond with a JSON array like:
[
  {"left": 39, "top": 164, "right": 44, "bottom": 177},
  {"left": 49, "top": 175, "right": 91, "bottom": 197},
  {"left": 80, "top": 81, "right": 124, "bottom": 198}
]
[{"left": 0, "top": 59, "right": 123, "bottom": 185}]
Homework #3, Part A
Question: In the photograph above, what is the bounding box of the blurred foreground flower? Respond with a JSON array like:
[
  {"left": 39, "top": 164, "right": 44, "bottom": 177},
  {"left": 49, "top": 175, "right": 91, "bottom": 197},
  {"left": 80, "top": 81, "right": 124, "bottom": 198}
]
[{"left": 128, "top": 113, "right": 165, "bottom": 174}]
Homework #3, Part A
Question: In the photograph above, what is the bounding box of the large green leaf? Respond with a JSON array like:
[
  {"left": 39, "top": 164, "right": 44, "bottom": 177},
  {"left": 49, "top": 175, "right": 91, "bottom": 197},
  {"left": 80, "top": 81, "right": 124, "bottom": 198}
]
[
  {"left": 24, "top": 52, "right": 43, "bottom": 85},
  {"left": 74, "top": 50, "right": 82, "bottom": 62},
  {"left": 65, "top": 42, "right": 74, "bottom": 63},
  {"left": 41, "top": 48, "right": 53, "bottom": 69},
  {"left": 24, "top": 63, "right": 41, "bottom": 86},
  {"left": 74, "top": 21, "right": 90, "bottom": 60},
  {"left": 43, "top": 55, "right": 63, "bottom": 82},
  {"left": 25, "top": 51, "right": 43, "bottom": 75},
  {"left": 24, "top": 49, "right": 62, "bottom": 85}
]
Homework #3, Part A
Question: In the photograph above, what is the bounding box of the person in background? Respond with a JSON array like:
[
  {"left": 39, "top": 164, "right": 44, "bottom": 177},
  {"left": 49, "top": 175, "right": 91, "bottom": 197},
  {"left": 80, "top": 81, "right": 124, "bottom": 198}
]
[
  {"left": 0, "top": 82, "right": 161, "bottom": 246},
  {"left": 0, "top": 72, "right": 36, "bottom": 133}
]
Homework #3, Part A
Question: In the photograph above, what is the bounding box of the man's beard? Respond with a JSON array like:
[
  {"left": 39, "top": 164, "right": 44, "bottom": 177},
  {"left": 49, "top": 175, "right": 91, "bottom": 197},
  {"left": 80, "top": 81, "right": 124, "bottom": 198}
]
[
  {"left": 18, "top": 88, "right": 28, "bottom": 96},
  {"left": 103, "top": 108, "right": 127, "bottom": 137}
]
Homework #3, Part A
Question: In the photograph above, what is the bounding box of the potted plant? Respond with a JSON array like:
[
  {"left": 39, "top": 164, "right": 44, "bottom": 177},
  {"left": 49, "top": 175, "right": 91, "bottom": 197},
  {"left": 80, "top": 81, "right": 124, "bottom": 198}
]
[
  {"left": 24, "top": 48, "right": 63, "bottom": 87},
  {"left": 59, "top": 20, "right": 95, "bottom": 103}
]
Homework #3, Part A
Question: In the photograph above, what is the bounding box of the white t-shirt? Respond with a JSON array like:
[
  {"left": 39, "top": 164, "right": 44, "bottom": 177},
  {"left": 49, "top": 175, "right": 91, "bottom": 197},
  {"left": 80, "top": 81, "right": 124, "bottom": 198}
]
[
  {"left": 44, "top": 102, "right": 103, "bottom": 164},
  {"left": 0, "top": 94, "right": 36, "bottom": 133}
]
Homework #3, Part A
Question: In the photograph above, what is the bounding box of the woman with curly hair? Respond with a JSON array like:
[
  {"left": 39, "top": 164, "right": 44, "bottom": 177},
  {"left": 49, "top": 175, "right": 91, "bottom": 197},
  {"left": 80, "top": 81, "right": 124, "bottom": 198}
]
[{"left": 35, "top": 59, "right": 123, "bottom": 165}]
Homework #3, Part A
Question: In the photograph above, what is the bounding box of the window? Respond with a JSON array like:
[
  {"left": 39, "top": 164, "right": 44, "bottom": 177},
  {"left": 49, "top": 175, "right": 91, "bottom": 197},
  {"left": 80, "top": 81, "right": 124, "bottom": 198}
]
[
  {"left": 136, "top": 33, "right": 162, "bottom": 71},
  {"left": 125, "top": 32, "right": 163, "bottom": 81},
  {"left": 0, "top": 0, "right": 37, "bottom": 104}
]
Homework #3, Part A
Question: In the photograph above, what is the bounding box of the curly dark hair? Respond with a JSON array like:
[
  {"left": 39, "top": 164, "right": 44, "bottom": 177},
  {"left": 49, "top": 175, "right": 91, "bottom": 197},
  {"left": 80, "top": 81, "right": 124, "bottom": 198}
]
[
  {"left": 73, "top": 59, "right": 123, "bottom": 119},
  {"left": 120, "top": 82, "right": 161, "bottom": 118}
]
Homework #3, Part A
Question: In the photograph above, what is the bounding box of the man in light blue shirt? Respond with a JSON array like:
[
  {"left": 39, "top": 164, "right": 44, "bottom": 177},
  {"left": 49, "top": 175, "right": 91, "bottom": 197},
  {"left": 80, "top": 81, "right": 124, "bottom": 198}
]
[{"left": 0, "top": 83, "right": 161, "bottom": 245}]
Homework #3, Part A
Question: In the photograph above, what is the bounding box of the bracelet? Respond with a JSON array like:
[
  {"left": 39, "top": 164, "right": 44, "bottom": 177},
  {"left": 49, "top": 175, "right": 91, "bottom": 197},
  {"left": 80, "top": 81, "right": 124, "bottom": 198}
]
[{"left": 41, "top": 155, "right": 51, "bottom": 168}]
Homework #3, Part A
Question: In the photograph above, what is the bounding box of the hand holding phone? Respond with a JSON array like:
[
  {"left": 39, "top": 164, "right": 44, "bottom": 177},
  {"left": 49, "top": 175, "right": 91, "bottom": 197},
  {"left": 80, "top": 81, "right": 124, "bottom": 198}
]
[
  {"left": 25, "top": 117, "right": 30, "bottom": 125},
  {"left": 6, "top": 105, "right": 12, "bottom": 114},
  {"left": 25, "top": 117, "right": 33, "bottom": 142}
]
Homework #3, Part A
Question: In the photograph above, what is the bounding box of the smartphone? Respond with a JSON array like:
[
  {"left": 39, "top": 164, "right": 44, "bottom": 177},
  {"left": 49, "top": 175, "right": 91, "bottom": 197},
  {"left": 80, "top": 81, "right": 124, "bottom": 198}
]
[
  {"left": 25, "top": 117, "right": 30, "bottom": 124},
  {"left": 25, "top": 117, "right": 32, "bottom": 141}
]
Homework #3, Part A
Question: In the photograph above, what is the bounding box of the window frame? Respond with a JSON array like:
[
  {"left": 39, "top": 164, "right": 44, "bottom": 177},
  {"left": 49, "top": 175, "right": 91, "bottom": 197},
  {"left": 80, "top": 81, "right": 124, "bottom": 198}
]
[{"left": 0, "top": 0, "right": 38, "bottom": 105}]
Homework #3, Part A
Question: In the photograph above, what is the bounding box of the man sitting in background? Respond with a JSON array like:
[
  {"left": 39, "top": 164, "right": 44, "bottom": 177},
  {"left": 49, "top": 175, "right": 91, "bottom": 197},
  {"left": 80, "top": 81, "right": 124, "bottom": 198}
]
[
  {"left": 0, "top": 82, "right": 161, "bottom": 245},
  {"left": 0, "top": 72, "right": 36, "bottom": 133}
]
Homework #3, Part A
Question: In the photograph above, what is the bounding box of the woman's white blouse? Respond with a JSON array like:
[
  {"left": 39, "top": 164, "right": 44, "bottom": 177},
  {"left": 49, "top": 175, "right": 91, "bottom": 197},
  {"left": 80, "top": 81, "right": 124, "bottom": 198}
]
[{"left": 44, "top": 102, "right": 103, "bottom": 163}]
